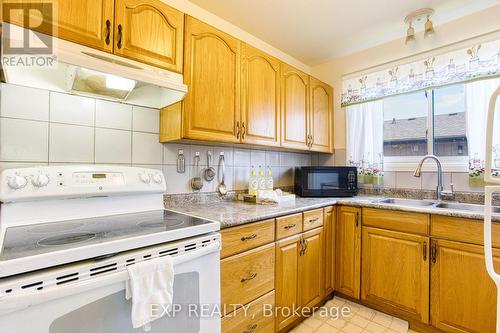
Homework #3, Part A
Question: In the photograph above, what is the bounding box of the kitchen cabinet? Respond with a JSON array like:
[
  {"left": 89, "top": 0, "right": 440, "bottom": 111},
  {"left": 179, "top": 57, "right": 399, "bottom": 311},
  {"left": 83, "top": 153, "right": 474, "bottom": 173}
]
[
  {"left": 182, "top": 16, "right": 241, "bottom": 143},
  {"left": 309, "top": 77, "right": 333, "bottom": 153},
  {"left": 323, "top": 206, "right": 335, "bottom": 296},
  {"left": 114, "top": 0, "right": 184, "bottom": 72},
  {"left": 241, "top": 43, "right": 281, "bottom": 147},
  {"left": 280, "top": 63, "right": 310, "bottom": 150},
  {"left": 430, "top": 239, "right": 500, "bottom": 333},
  {"left": 299, "top": 228, "right": 324, "bottom": 309},
  {"left": 335, "top": 206, "right": 361, "bottom": 299},
  {"left": 362, "top": 227, "right": 429, "bottom": 323},
  {"left": 222, "top": 291, "right": 275, "bottom": 333},
  {"left": 5, "top": 0, "right": 115, "bottom": 52}
]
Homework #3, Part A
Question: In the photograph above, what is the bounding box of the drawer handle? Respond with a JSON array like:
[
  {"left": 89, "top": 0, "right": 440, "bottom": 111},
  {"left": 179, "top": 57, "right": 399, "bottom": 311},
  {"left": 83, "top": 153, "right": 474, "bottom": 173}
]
[
  {"left": 241, "top": 272, "right": 258, "bottom": 282},
  {"left": 241, "top": 234, "right": 257, "bottom": 241},
  {"left": 284, "top": 223, "right": 296, "bottom": 230},
  {"left": 243, "top": 324, "right": 258, "bottom": 333},
  {"left": 105, "top": 20, "right": 111, "bottom": 45},
  {"left": 423, "top": 241, "right": 427, "bottom": 261},
  {"left": 308, "top": 217, "right": 319, "bottom": 223},
  {"left": 117, "top": 24, "right": 123, "bottom": 49}
]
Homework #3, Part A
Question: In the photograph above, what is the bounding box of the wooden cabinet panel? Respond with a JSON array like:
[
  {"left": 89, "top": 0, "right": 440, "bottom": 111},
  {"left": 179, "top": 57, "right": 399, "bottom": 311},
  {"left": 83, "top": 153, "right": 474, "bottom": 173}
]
[
  {"left": 222, "top": 291, "right": 275, "bottom": 333},
  {"left": 6, "top": 0, "right": 115, "bottom": 52},
  {"left": 323, "top": 206, "right": 335, "bottom": 296},
  {"left": 299, "top": 227, "right": 324, "bottom": 309},
  {"left": 303, "top": 208, "right": 324, "bottom": 231},
  {"left": 363, "top": 208, "right": 429, "bottom": 235},
  {"left": 431, "top": 215, "right": 500, "bottom": 247},
  {"left": 281, "top": 63, "right": 309, "bottom": 150},
  {"left": 114, "top": 0, "right": 183, "bottom": 72},
  {"left": 221, "top": 219, "right": 275, "bottom": 259},
  {"left": 241, "top": 44, "right": 280, "bottom": 146},
  {"left": 431, "top": 239, "right": 500, "bottom": 333},
  {"left": 362, "top": 227, "right": 430, "bottom": 323},
  {"left": 276, "top": 213, "right": 302, "bottom": 240},
  {"left": 309, "top": 77, "right": 333, "bottom": 153},
  {"left": 183, "top": 16, "right": 241, "bottom": 143},
  {"left": 336, "top": 206, "right": 361, "bottom": 299},
  {"left": 221, "top": 243, "right": 275, "bottom": 316},
  {"left": 275, "top": 235, "right": 301, "bottom": 331}
]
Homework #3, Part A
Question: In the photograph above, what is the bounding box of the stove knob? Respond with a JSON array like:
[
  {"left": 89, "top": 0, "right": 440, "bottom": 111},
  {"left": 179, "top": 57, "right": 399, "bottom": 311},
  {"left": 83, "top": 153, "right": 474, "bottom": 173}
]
[
  {"left": 152, "top": 174, "right": 163, "bottom": 184},
  {"left": 32, "top": 174, "right": 50, "bottom": 188},
  {"left": 139, "top": 172, "right": 151, "bottom": 184},
  {"left": 7, "top": 175, "right": 28, "bottom": 190}
]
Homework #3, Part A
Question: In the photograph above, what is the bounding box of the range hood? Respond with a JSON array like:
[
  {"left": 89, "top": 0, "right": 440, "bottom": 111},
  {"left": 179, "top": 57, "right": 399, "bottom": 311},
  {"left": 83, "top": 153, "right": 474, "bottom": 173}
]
[{"left": 1, "top": 24, "right": 187, "bottom": 109}]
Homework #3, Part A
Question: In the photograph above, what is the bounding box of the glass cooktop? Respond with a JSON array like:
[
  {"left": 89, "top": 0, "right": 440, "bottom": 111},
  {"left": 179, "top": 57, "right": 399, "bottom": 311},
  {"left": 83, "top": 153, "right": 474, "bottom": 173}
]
[{"left": 0, "top": 210, "right": 216, "bottom": 262}]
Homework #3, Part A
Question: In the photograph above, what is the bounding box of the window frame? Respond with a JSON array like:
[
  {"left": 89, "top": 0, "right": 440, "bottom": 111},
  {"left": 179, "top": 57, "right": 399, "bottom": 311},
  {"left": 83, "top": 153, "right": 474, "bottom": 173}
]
[{"left": 384, "top": 88, "right": 469, "bottom": 172}]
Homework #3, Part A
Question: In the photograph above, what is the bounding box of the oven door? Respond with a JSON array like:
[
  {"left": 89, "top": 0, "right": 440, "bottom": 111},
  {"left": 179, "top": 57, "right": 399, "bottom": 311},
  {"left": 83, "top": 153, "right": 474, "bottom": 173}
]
[{"left": 0, "top": 238, "right": 221, "bottom": 333}]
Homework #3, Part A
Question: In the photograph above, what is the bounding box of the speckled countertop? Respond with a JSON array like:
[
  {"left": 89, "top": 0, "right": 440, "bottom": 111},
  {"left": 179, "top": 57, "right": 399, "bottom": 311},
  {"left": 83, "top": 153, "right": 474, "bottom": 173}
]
[{"left": 165, "top": 195, "right": 500, "bottom": 228}]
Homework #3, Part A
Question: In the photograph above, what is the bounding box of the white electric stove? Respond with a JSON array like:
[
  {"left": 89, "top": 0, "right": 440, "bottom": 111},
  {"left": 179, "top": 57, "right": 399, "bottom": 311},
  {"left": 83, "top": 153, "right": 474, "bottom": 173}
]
[{"left": 0, "top": 165, "right": 221, "bottom": 333}]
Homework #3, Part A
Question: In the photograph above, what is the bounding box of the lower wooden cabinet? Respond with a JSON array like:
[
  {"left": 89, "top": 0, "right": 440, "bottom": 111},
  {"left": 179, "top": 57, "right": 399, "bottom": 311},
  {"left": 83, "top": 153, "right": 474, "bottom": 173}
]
[
  {"left": 222, "top": 291, "right": 275, "bottom": 333},
  {"left": 299, "top": 228, "right": 324, "bottom": 309},
  {"left": 361, "top": 227, "right": 430, "bottom": 323},
  {"left": 431, "top": 239, "right": 500, "bottom": 333},
  {"left": 323, "top": 206, "right": 335, "bottom": 296},
  {"left": 335, "top": 206, "right": 361, "bottom": 299}
]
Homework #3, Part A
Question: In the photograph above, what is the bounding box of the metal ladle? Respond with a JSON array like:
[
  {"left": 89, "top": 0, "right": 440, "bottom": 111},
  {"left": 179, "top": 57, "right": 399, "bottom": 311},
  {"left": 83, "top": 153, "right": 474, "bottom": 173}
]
[
  {"left": 217, "top": 152, "right": 227, "bottom": 196},
  {"left": 204, "top": 151, "right": 216, "bottom": 182},
  {"left": 190, "top": 152, "right": 203, "bottom": 191}
]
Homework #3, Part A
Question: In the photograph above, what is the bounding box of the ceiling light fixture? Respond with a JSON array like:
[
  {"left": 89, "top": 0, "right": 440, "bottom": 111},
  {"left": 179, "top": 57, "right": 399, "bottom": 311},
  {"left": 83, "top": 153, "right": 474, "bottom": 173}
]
[{"left": 404, "top": 8, "right": 435, "bottom": 44}]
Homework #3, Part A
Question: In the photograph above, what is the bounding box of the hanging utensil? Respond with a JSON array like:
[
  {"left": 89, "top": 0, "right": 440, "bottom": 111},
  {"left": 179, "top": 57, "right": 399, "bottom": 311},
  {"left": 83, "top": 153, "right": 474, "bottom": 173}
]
[
  {"left": 217, "top": 152, "right": 228, "bottom": 196},
  {"left": 191, "top": 152, "right": 203, "bottom": 191},
  {"left": 204, "top": 151, "right": 216, "bottom": 182}
]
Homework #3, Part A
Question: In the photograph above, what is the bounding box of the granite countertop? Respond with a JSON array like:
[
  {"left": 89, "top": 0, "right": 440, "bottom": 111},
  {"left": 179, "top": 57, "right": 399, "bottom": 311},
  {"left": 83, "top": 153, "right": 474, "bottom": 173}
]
[{"left": 165, "top": 195, "right": 500, "bottom": 229}]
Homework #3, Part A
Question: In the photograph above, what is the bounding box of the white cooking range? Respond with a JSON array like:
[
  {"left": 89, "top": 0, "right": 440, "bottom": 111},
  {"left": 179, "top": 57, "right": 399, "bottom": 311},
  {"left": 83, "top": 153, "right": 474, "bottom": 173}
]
[{"left": 0, "top": 166, "right": 221, "bottom": 333}]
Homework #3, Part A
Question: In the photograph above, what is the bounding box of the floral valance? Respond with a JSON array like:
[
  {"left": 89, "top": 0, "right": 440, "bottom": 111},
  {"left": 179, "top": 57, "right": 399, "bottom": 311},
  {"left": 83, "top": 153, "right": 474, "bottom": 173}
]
[{"left": 341, "top": 39, "right": 500, "bottom": 107}]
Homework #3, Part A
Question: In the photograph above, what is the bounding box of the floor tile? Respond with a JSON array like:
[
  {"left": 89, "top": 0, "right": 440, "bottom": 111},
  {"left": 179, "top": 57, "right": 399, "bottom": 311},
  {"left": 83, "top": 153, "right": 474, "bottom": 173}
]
[
  {"left": 316, "top": 323, "right": 339, "bottom": 333},
  {"left": 343, "top": 322, "right": 364, "bottom": 333}
]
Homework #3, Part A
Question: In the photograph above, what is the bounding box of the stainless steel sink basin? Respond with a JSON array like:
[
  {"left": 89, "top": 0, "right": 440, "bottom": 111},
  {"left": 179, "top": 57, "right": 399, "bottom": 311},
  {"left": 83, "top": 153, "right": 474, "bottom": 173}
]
[
  {"left": 434, "top": 202, "right": 500, "bottom": 214},
  {"left": 375, "top": 198, "right": 436, "bottom": 207}
]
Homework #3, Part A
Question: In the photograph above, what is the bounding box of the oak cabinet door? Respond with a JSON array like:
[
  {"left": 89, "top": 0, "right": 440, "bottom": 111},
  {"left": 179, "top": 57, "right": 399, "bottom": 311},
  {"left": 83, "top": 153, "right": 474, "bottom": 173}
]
[
  {"left": 275, "top": 235, "right": 301, "bottom": 331},
  {"left": 183, "top": 16, "right": 241, "bottom": 143},
  {"left": 299, "top": 227, "right": 324, "bottom": 309},
  {"left": 309, "top": 77, "right": 333, "bottom": 153},
  {"left": 114, "top": 0, "right": 183, "bottom": 72},
  {"left": 241, "top": 43, "right": 280, "bottom": 146},
  {"left": 335, "top": 206, "right": 361, "bottom": 299},
  {"left": 431, "top": 239, "right": 500, "bottom": 333},
  {"left": 281, "top": 63, "right": 309, "bottom": 150},
  {"left": 361, "top": 227, "right": 430, "bottom": 323},
  {"left": 323, "top": 206, "right": 335, "bottom": 296},
  {"left": 6, "top": 0, "right": 114, "bottom": 52}
]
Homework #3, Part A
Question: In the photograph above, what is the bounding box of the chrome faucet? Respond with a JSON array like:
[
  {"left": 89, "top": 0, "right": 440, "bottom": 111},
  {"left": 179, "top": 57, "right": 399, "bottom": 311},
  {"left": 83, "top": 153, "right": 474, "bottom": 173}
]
[{"left": 414, "top": 155, "right": 453, "bottom": 201}]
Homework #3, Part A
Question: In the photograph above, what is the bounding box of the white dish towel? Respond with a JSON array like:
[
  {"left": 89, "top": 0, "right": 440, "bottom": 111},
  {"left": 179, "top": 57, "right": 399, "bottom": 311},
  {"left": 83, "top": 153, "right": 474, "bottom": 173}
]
[{"left": 125, "top": 256, "right": 174, "bottom": 331}]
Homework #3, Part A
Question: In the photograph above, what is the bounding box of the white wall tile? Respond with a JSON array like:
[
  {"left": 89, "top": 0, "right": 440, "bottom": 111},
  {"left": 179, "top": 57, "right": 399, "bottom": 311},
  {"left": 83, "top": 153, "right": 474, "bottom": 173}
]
[
  {"left": 189, "top": 145, "right": 213, "bottom": 167},
  {"left": 396, "top": 171, "right": 422, "bottom": 190},
  {"left": 318, "top": 153, "right": 335, "bottom": 166},
  {"left": 452, "top": 172, "right": 482, "bottom": 192},
  {"left": 163, "top": 143, "right": 191, "bottom": 165},
  {"left": 95, "top": 100, "right": 132, "bottom": 130},
  {"left": 233, "top": 166, "right": 250, "bottom": 190},
  {"left": 251, "top": 150, "right": 266, "bottom": 167},
  {"left": 234, "top": 149, "right": 251, "bottom": 167},
  {"left": 265, "top": 151, "right": 280, "bottom": 167},
  {"left": 163, "top": 165, "right": 191, "bottom": 194},
  {"left": 132, "top": 106, "right": 159, "bottom": 133},
  {"left": 95, "top": 128, "right": 131, "bottom": 164},
  {"left": 382, "top": 171, "right": 396, "bottom": 189},
  {"left": 49, "top": 123, "right": 94, "bottom": 163},
  {"left": 0, "top": 162, "right": 48, "bottom": 172},
  {"left": 279, "top": 167, "right": 294, "bottom": 186},
  {"left": 269, "top": 166, "right": 280, "bottom": 189},
  {"left": 132, "top": 132, "right": 162, "bottom": 164},
  {"left": 421, "top": 172, "right": 452, "bottom": 191},
  {"left": 214, "top": 146, "right": 234, "bottom": 166},
  {"left": 298, "top": 153, "right": 312, "bottom": 166},
  {"left": 1, "top": 84, "right": 49, "bottom": 121},
  {"left": 0, "top": 118, "right": 48, "bottom": 162},
  {"left": 50, "top": 92, "right": 95, "bottom": 126}
]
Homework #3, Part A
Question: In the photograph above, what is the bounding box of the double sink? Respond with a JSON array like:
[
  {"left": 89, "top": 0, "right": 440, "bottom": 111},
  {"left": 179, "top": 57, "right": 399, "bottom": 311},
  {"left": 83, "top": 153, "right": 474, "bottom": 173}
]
[{"left": 373, "top": 198, "right": 500, "bottom": 214}]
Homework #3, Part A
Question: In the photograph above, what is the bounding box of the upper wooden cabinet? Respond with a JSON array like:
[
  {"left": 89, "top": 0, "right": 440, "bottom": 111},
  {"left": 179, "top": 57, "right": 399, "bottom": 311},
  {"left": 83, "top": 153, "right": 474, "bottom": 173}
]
[
  {"left": 281, "top": 63, "right": 310, "bottom": 150},
  {"left": 114, "top": 0, "right": 184, "bottom": 72},
  {"left": 362, "top": 227, "right": 430, "bottom": 323},
  {"left": 431, "top": 239, "right": 500, "bottom": 333},
  {"left": 183, "top": 16, "right": 241, "bottom": 143},
  {"left": 336, "top": 206, "right": 361, "bottom": 299},
  {"left": 5, "top": 0, "right": 115, "bottom": 52},
  {"left": 309, "top": 77, "right": 333, "bottom": 153},
  {"left": 240, "top": 44, "right": 281, "bottom": 147}
]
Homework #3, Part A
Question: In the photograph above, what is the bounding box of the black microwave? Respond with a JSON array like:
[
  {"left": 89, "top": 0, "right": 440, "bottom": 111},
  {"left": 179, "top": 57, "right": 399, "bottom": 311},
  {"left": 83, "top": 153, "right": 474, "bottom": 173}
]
[{"left": 294, "top": 167, "right": 358, "bottom": 197}]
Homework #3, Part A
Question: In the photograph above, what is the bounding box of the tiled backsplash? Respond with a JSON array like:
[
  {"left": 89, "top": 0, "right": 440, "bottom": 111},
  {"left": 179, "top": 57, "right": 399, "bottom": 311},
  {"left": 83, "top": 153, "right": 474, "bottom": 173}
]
[{"left": 0, "top": 83, "right": 314, "bottom": 194}]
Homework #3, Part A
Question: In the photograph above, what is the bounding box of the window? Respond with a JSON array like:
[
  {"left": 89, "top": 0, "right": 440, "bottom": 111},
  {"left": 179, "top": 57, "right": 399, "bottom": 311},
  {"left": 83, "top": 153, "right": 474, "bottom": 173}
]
[{"left": 382, "top": 84, "right": 467, "bottom": 159}]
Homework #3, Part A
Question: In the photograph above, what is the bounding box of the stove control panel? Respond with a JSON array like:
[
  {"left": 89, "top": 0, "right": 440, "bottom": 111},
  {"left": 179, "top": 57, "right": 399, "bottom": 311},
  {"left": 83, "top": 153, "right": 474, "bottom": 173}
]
[{"left": 0, "top": 166, "right": 166, "bottom": 202}]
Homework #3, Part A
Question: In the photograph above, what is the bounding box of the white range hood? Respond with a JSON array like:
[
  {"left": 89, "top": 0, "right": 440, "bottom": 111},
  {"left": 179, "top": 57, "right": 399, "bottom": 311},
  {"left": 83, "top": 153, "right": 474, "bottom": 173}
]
[{"left": 1, "top": 24, "right": 187, "bottom": 109}]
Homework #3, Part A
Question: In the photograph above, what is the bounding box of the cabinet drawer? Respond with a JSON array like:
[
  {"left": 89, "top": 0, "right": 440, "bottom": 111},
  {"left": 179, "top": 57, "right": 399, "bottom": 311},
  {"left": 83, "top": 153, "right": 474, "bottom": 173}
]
[
  {"left": 221, "top": 243, "right": 275, "bottom": 315},
  {"left": 431, "top": 215, "right": 500, "bottom": 247},
  {"left": 222, "top": 291, "right": 275, "bottom": 333},
  {"left": 363, "top": 208, "right": 429, "bottom": 235},
  {"left": 276, "top": 213, "right": 302, "bottom": 239},
  {"left": 221, "top": 219, "right": 275, "bottom": 258},
  {"left": 303, "top": 208, "right": 324, "bottom": 231}
]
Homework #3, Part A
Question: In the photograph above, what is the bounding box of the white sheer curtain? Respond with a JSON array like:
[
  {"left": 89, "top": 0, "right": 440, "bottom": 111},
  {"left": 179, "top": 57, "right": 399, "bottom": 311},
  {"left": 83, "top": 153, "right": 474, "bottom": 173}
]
[
  {"left": 346, "top": 100, "right": 384, "bottom": 166},
  {"left": 465, "top": 78, "right": 500, "bottom": 163}
]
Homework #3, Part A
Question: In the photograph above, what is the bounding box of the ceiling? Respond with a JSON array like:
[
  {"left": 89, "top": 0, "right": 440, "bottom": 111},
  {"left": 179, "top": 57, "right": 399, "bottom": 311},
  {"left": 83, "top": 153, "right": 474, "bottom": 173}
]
[{"left": 188, "top": 0, "right": 500, "bottom": 66}]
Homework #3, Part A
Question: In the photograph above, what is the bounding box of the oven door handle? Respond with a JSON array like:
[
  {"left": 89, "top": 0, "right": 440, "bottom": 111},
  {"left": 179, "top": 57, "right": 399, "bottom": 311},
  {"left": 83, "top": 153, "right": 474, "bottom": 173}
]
[{"left": 0, "top": 241, "right": 220, "bottom": 315}]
